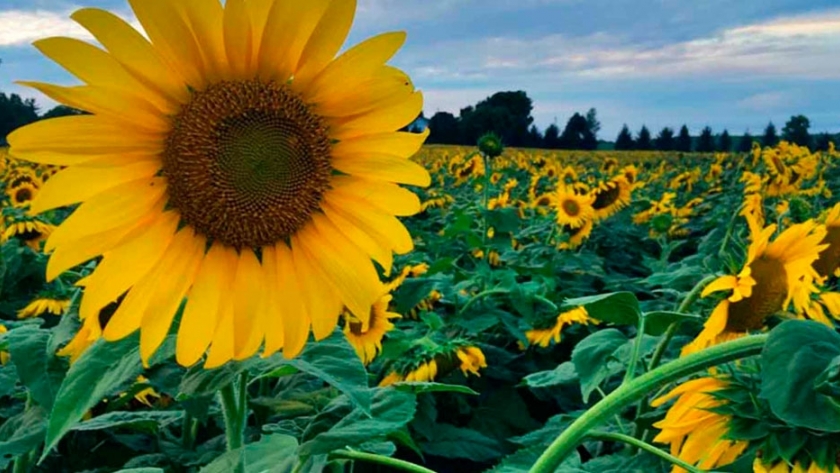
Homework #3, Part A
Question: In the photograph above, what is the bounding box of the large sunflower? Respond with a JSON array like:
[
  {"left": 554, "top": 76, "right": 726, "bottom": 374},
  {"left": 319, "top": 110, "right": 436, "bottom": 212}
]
[
  {"left": 590, "top": 176, "right": 632, "bottom": 220},
  {"left": 554, "top": 185, "right": 594, "bottom": 229},
  {"left": 10, "top": 0, "right": 429, "bottom": 368},
  {"left": 682, "top": 221, "right": 826, "bottom": 355}
]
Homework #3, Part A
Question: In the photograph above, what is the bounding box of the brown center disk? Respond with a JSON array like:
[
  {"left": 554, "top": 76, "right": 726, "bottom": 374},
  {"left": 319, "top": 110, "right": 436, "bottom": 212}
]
[
  {"left": 561, "top": 198, "right": 581, "bottom": 217},
  {"left": 726, "top": 255, "right": 787, "bottom": 331},
  {"left": 592, "top": 184, "right": 620, "bottom": 210},
  {"left": 163, "top": 80, "right": 332, "bottom": 249},
  {"left": 814, "top": 226, "right": 840, "bottom": 278}
]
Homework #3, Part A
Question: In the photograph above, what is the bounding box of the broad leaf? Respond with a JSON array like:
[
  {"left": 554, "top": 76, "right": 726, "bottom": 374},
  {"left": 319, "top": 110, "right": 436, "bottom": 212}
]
[
  {"left": 560, "top": 292, "right": 640, "bottom": 326},
  {"left": 571, "top": 329, "right": 628, "bottom": 402},
  {"left": 200, "top": 434, "right": 298, "bottom": 473},
  {"left": 7, "top": 326, "right": 66, "bottom": 410},
  {"left": 0, "top": 406, "right": 46, "bottom": 470},
  {"left": 72, "top": 411, "right": 184, "bottom": 433}
]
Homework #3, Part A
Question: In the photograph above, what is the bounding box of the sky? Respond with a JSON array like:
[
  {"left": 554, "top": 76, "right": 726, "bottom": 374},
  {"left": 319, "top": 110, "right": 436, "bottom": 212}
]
[{"left": 0, "top": 0, "right": 839, "bottom": 138}]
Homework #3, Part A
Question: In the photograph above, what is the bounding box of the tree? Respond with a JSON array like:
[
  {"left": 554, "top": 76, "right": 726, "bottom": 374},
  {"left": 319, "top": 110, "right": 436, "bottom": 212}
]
[
  {"left": 41, "top": 105, "right": 86, "bottom": 120},
  {"left": 525, "top": 125, "right": 542, "bottom": 148},
  {"left": 559, "top": 112, "right": 597, "bottom": 150},
  {"left": 543, "top": 123, "right": 561, "bottom": 149},
  {"left": 585, "top": 108, "right": 601, "bottom": 138},
  {"left": 427, "top": 111, "right": 459, "bottom": 144},
  {"left": 676, "top": 125, "right": 692, "bottom": 152},
  {"left": 814, "top": 133, "right": 834, "bottom": 152},
  {"left": 655, "top": 127, "right": 675, "bottom": 151},
  {"left": 635, "top": 125, "right": 653, "bottom": 150},
  {"left": 738, "top": 131, "right": 754, "bottom": 152},
  {"left": 696, "top": 126, "right": 715, "bottom": 152},
  {"left": 782, "top": 115, "right": 811, "bottom": 148},
  {"left": 762, "top": 122, "right": 779, "bottom": 148},
  {"left": 458, "top": 91, "right": 534, "bottom": 147},
  {"left": 614, "top": 124, "right": 634, "bottom": 150},
  {"left": 718, "top": 129, "right": 732, "bottom": 152},
  {"left": 0, "top": 92, "right": 39, "bottom": 145}
]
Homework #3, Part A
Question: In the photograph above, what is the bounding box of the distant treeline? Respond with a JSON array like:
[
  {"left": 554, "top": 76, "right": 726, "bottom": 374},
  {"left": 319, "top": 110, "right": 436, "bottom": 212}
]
[{"left": 419, "top": 90, "right": 838, "bottom": 152}]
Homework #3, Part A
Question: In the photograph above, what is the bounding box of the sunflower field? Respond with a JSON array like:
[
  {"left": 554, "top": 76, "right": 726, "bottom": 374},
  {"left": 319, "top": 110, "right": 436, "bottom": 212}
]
[{"left": 2, "top": 1, "right": 840, "bottom": 473}]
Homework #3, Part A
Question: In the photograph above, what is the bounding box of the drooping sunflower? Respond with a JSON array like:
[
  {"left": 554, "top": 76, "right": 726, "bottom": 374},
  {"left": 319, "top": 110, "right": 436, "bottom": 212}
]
[
  {"left": 455, "top": 346, "right": 487, "bottom": 377},
  {"left": 2, "top": 219, "right": 54, "bottom": 251},
  {"left": 554, "top": 185, "right": 594, "bottom": 229},
  {"left": 17, "top": 297, "right": 71, "bottom": 319},
  {"left": 682, "top": 221, "right": 827, "bottom": 355},
  {"left": 590, "top": 176, "right": 632, "bottom": 220},
  {"left": 524, "top": 306, "right": 597, "bottom": 348},
  {"left": 558, "top": 219, "right": 594, "bottom": 250},
  {"left": 813, "top": 203, "right": 840, "bottom": 279},
  {"left": 651, "top": 376, "right": 749, "bottom": 472},
  {"left": 10, "top": 0, "right": 429, "bottom": 368},
  {"left": 8, "top": 182, "right": 38, "bottom": 207},
  {"left": 342, "top": 291, "right": 400, "bottom": 365}
]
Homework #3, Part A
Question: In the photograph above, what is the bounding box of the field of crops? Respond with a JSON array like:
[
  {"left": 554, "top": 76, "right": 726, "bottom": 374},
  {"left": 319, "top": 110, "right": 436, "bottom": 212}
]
[{"left": 1, "top": 139, "right": 839, "bottom": 473}]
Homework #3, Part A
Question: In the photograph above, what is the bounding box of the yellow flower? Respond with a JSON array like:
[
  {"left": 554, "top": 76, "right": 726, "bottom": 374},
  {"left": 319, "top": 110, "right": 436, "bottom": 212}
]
[
  {"left": 0, "top": 324, "right": 9, "bottom": 365},
  {"left": 590, "top": 176, "right": 632, "bottom": 220},
  {"left": 525, "top": 307, "right": 597, "bottom": 348},
  {"left": 814, "top": 203, "right": 840, "bottom": 279},
  {"left": 11, "top": 0, "right": 429, "bottom": 368},
  {"left": 2, "top": 219, "right": 54, "bottom": 251},
  {"left": 378, "top": 371, "right": 403, "bottom": 387},
  {"left": 753, "top": 459, "right": 840, "bottom": 473},
  {"left": 559, "top": 219, "right": 594, "bottom": 250},
  {"left": 455, "top": 346, "right": 487, "bottom": 377},
  {"left": 7, "top": 182, "right": 38, "bottom": 207},
  {"left": 343, "top": 292, "right": 400, "bottom": 365},
  {"left": 652, "top": 377, "right": 749, "bottom": 473},
  {"left": 404, "top": 359, "right": 438, "bottom": 382},
  {"left": 683, "top": 221, "right": 827, "bottom": 355},
  {"left": 17, "top": 297, "right": 70, "bottom": 319},
  {"left": 554, "top": 185, "right": 595, "bottom": 229}
]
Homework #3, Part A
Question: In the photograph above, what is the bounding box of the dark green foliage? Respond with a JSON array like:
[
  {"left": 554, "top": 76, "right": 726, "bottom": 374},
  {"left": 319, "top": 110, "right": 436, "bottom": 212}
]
[
  {"left": 655, "top": 127, "right": 675, "bottom": 151},
  {"left": 762, "top": 122, "right": 779, "bottom": 147},
  {"left": 427, "top": 111, "right": 459, "bottom": 144},
  {"left": 738, "top": 130, "right": 754, "bottom": 152},
  {"left": 675, "top": 125, "right": 692, "bottom": 152},
  {"left": 614, "top": 124, "right": 634, "bottom": 150},
  {"left": 635, "top": 125, "right": 653, "bottom": 150},
  {"left": 782, "top": 115, "right": 811, "bottom": 148},
  {"left": 559, "top": 113, "right": 597, "bottom": 150},
  {"left": 718, "top": 129, "right": 732, "bottom": 152},
  {"left": 696, "top": 126, "right": 715, "bottom": 152},
  {"left": 0, "top": 92, "right": 39, "bottom": 145}
]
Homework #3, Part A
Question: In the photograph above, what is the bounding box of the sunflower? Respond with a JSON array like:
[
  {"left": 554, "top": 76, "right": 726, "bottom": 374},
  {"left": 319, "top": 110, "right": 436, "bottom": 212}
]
[
  {"left": 58, "top": 289, "right": 123, "bottom": 364},
  {"left": 554, "top": 185, "right": 594, "bottom": 229},
  {"left": 342, "top": 291, "right": 400, "bottom": 365},
  {"left": 754, "top": 459, "right": 840, "bottom": 473},
  {"left": 11, "top": 0, "right": 429, "bottom": 368},
  {"left": 17, "top": 297, "right": 71, "bottom": 319},
  {"left": 813, "top": 203, "right": 840, "bottom": 279},
  {"left": 559, "top": 219, "right": 594, "bottom": 250},
  {"left": 8, "top": 182, "right": 38, "bottom": 207},
  {"left": 651, "top": 376, "right": 749, "bottom": 472},
  {"left": 524, "top": 306, "right": 596, "bottom": 348},
  {"left": 455, "top": 346, "right": 487, "bottom": 377},
  {"left": 403, "top": 359, "right": 438, "bottom": 382},
  {"left": 590, "top": 176, "right": 632, "bottom": 220},
  {"left": 2, "top": 219, "right": 54, "bottom": 251},
  {"left": 682, "top": 221, "right": 827, "bottom": 355}
]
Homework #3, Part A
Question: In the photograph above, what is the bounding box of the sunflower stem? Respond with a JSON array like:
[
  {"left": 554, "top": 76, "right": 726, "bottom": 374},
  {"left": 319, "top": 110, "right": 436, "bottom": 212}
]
[
  {"left": 586, "top": 431, "right": 706, "bottom": 473},
  {"left": 458, "top": 288, "right": 509, "bottom": 316},
  {"left": 330, "top": 449, "right": 436, "bottom": 473},
  {"left": 622, "top": 314, "right": 646, "bottom": 384},
  {"left": 527, "top": 334, "right": 768, "bottom": 473},
  {"left": 220, "top": 373, "right": 248, "bottom": 473},
  {"left": 181, "top": 412, "right": 198, "bottom": 450}
]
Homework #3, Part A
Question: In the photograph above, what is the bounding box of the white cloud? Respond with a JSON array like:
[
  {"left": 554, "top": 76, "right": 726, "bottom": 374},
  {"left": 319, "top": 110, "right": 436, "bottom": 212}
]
[{"left": 0, "top": 9, "right": 91, "bottom": 47}]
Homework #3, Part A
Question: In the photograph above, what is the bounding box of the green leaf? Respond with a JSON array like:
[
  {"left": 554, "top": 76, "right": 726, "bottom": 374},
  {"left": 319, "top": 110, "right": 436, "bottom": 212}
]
[
  {"left": 560, "top": 292, "right": 641, "bottom": 326},
  {"left": 489, "top": 446, "right": 581, "bottom": 473},
  {"left": 0, "top": 363, "right": 20, "bottom": 398},
  {"left": 390, "top": 382, "right": 479, "bottom": 395},
  {"left": 486, "top": 208, "right": 522, "bottom": 233},
  {"left": 7, "top": 326, "right": 67, "bottom": 410},
  {"left": 815, "top": 355, "right": 840, "bottom": 398},
  {"left": 72, "top": 411, "right": 184, "bottom": 433},
  {"left": 419, "top": 424, "right": 504, "bottom": 462},
  {"left": 200, "top": 434, "right": 298, "bottom": 473},
  {"left": 760, "top": 320, "right": 840, "bottom": 432},
  {"left": 41, "top": 333, "right": 146, "bottom": 460},
  {"left": 114, "top": 469, "right": 166, "bottom": 473},
  {"left": 0, "top": 407, "right": 46, "bottom": 470},
  {"left": 522, "top": 362, "right": 578, "bottom": 389},
  {"left": 642, "top": 311, "right": 703, "bottom": 336},
  {"left": 178, "top": 360, "right": 250, "bottom": 398},
  {"left": 393, "top": 278, "right": 438, "bottom": 315},
  {"left": 298, "top": 388, "right": 416, "bottom": 456},
  {"left": 571, "top": 329, "right": 628, "bottom": 402}
]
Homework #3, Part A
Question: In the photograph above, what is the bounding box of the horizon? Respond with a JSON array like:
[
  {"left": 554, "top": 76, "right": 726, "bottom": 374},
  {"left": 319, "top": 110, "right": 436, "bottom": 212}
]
[{"left": 1, "top": 0, "right": 839, "bottom": 137}]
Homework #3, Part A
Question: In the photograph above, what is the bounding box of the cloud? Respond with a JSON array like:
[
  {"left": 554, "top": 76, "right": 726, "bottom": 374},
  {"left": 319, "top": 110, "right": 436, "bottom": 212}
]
[
  {"left": 736, "top": 91, "right": 797, "bottom": 112},
  {"left": 0, "top": 9, "right": 91, "bottom": 47}
]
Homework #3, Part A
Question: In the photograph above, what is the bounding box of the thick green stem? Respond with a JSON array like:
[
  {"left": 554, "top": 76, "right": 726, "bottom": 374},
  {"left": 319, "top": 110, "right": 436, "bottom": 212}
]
[
  {"left": 330, "top": 450, "right": 436, "bottom": 473},
  {"left": 586, "top": 431, "right": 705, "bottom": 473},
  {"left": 220, "top": 373, "right": 248, "bottom": 473},
  {"left": 528, "top": 334, "right": 767, "bottom": 473},
  {"left": 181, "top": 412, "right": 198, "bottom": 450},
  {"left": 622, "top": 314, "right": 646, "bottom": 384},
  {"left": 458, "top": 288, "right": 509, "bottom": 316}
]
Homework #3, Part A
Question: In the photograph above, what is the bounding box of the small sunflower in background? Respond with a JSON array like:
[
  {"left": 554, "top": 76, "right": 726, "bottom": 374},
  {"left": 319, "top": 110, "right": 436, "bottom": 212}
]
[
  {"left": 17, "top": 296, "right": 71, "bottom": 319},
  {"left": 682, "top": 220, "right": 826, "bottom": 355},
  {"left": 524, "top": 306, "right": 597, "bottom": 348},
  {"left": 558, "top": 219, "right": 594, "bottom": 250},
  {"left": 7, "top": 181, "right": 38, "bottom": 208},
  {"left": 11, "top": 0, "right": 429, "bottom": 368},
  {"left": 343, "top": 289, "right": 401, "bottom": 365},
  {"left": 814, "top": 203, "right": 840, "bottom": 279},
  {"left": 378, "top": 342, "right": 488, "bottom": 386},
  {"left": 2, "top": 218, "right": 54, "bottom": 251},
  {"left": 590, "top": 175, "right": 632, "bottom": 220}
]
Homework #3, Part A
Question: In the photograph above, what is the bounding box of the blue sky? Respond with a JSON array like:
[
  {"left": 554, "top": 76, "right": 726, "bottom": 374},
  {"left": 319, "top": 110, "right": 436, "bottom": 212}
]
[{"left": 1, "top": 0, "right": 839, "bottom": 138}]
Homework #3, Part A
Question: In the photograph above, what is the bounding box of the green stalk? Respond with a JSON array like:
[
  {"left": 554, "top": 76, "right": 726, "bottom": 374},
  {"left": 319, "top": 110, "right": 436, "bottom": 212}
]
[
  {"left": 181, "top": 412, "right": 198, "bottom": 450},
  {"left": 458, "top": 288, "right": 509, "bottom": 316},
  {"left": 330, "top": 450, "right": 436, "bottom": 473},
  {"left": 220, "top": 373, "right": 248, "bottom": 473},
  {"left": 586, "top": 431, "right": 705, "bottom": 473},
  {"left": 622, "top": 314, "right": 646, "bottom": 384},
  {"left": 528, "top": 334, "right": 767, "bottom": 473}
]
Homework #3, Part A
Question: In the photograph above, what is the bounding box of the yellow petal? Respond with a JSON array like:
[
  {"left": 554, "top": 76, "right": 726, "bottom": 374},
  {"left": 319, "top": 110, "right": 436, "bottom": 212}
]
[
  {"left": 330, "top": 176, "right": 421, "bottom": 216},
  {"left": 78, "top": 211, "right": 180, "bottom": 322},
  {"left": 71, "top": 8, "right": 187, "bottom": 108},
  {"left": 204, "top": 296, "right": 235, "bottom": 369},
  {"left": 329, "top": 91, "right": 423, "bottom": 140},
  {"left": 245, "top": 0, "right": 273, "bottom": 59},
  {"left": 31, "top": 161, "right": 161, "bottom": 214},
  {"left": 8, "top": 115, "right": 164, "bottom": 157},
  {"left": 332, "top": 154, "right": 430, "bottom": 187},
  {"left": 297, "top": 214, "right": 380, "bottom": 325},
  {"left": 305, "top": 32, "right": 406, "bottom": 104},
  {"left": 701, "top": 275, "right": 739, "bottom": 298},
  {"left": 313, "top": 66, "right": 411, "bottom": 118},
  {"left": 232, "top": 249, "right": 265, "bottom": 360},
  {"left": 292, "top": 0, "right": 356, "bottom": 90},
  {"left": 177, "top": 244, "right": 237, "bottom": 366},
  {"left": 127, "top": 0, "right": 204, "bottom": 88},
  {"left": 140, "top": 230, "right": 205, "bottom": 364},
  {"left": 290, "top": 235, "right": 342, "bottom": 341},
  {"left": 180, "top": 0, "right": 226, "bottom": 83},
  {"left": 331, "top": 129, "right": 428, "bottom": 160},
  {"left": 223, "top": 0, "right": 253, "bottom": 79},
  {"left": 321, "top": 197, "right": 413, "bottom": 254},
  {"left": 275, "top": 243, "right": 309, "bottom": 358},
  {"left": 321, "top": 202, "right": 393, "bottom": 273},
  {"left": 45, "top": 178, "right": 168, "bottom": 253},
  {"left": 260, "top": 245, "right": 284, "bottom": 357},
  {"left": 257, "top": 0, "right": 329, "bottom": 82},
  {"left": 17, "top": 82, "right": 169, "bottom": 132}
]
